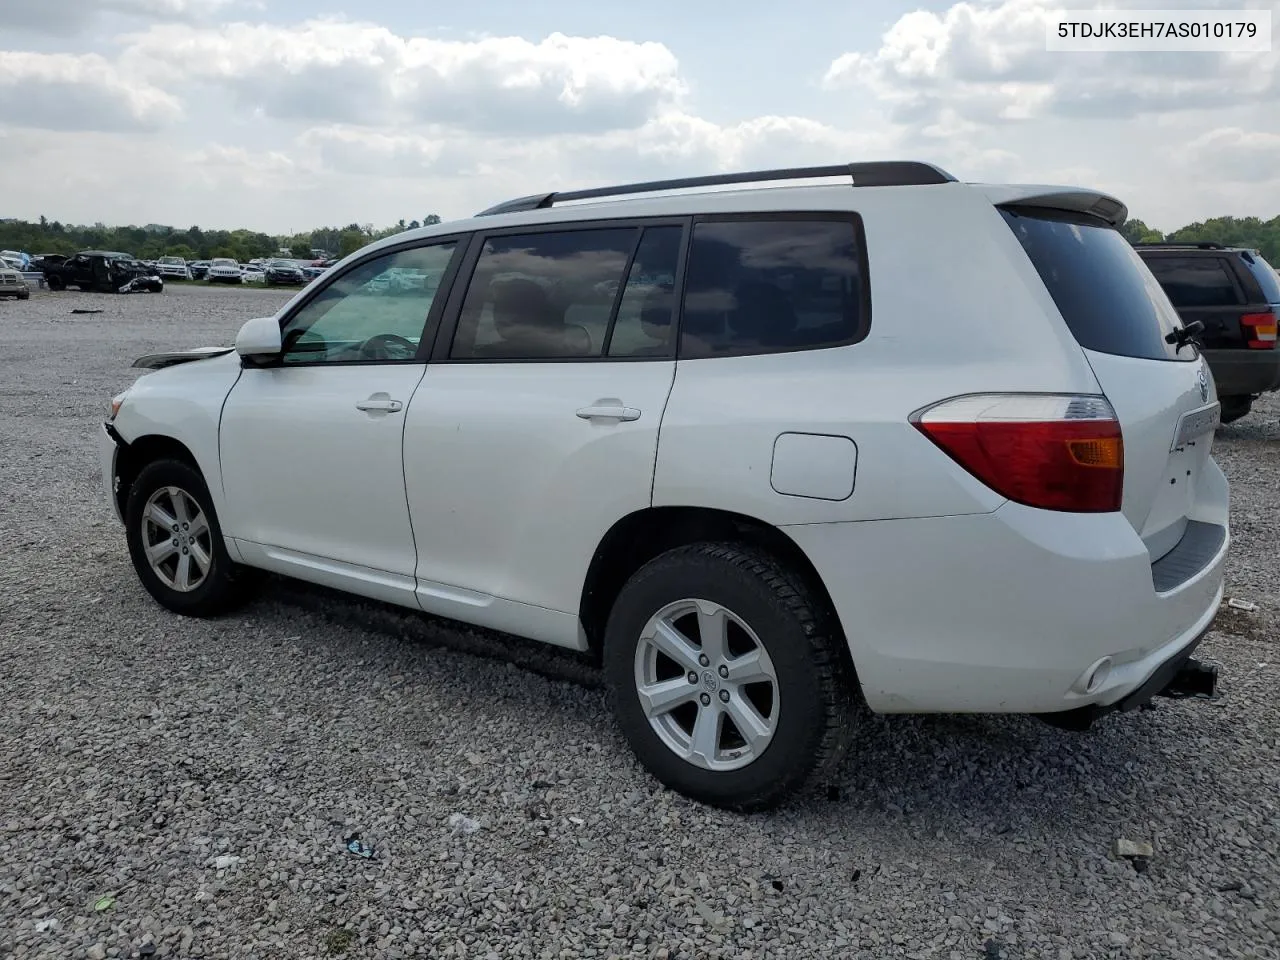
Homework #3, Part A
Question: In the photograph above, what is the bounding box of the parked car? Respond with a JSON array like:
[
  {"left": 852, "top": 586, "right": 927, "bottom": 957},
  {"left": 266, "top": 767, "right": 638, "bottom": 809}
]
[
  {"left": 207, "top": 258, "right": 244, "bottom": 285},
  {"left": 264, "top": 259, "right": 306, "bottom": 285},
  {"left": 1, "top": 250, "right": 29, "bottom": 270},
  {"left": 0, "top": 266, "right": 30, "bottom": 300},
  {"left": 44, "top": 251, "right": 163, "bottom": 293},
  {"left": 241, "top": 265, "right": 266, "bottom": 284},
  {"left": 1134, "top": 242, "right": 1280, "bottom": 423},
  {"left": 189, "top": 261, "right": 212, "bottom": 281},
  {"left": 154, "top": 256, "right": 192, "bottom": 281},
  {"left": 100, "top": 162, "right": 1226, "bottom": 811},
  {"left": 30, "top": 254, "right": 67, "bottom": 274}
]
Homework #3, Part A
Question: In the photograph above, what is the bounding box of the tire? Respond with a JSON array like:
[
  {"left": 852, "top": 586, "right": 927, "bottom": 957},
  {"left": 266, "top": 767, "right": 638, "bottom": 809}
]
[
  {"left": 603, "top": 542, "right": 856, "bottom": 811},
  {"left": 1219, "top": 395, "right": 1253, "bottom": 425},
  {"left": 124, "top": 458, "right": 249, "bottom": 617},
  {"left": 46, "top": 275, "right": 65, "bottom": 292}
]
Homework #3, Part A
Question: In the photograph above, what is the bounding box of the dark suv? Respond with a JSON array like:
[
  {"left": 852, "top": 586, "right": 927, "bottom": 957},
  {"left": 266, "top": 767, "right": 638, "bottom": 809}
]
[
  {"left": 1135, "top": 242, "right": 1280, "bottom": 423},
  {"left": 44, "top": 251, "right": 164, "bottom": 294}
]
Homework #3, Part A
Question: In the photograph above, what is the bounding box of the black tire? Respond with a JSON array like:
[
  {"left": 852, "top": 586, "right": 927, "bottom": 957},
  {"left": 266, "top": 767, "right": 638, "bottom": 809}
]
[
  {"left": 46, "top": 275, "right": 65, "bottom": 291},
  {"left": 124, "top": 458, "right": 249, "bottom": 617},
  {"left": 603, "top": 542, "right": 856, "bottom": 811},
  {"left": 1219, "top": 395, "right": 1253, "bottom": 425}
]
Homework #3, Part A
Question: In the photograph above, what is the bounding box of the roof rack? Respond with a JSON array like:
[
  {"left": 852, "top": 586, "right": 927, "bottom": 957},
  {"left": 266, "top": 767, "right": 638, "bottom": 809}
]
[
  {"left": 475, "top": 161, "right": 957, "bottom": 217},
  {"left": 1132, "top": 241, "right": 1226, "bottom": 250}
]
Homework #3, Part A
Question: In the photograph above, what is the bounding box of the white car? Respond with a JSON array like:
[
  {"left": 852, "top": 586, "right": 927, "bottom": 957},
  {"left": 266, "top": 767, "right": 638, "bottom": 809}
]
[
  {"left": 100, "top": 162, "right": 1228, "bottom": 810},
  {"left": 155, "top": 256, "right": 192, "bottom": 281},
  {"left": 241, "top": 265, "right": 266, "bottom": 284},
  {"left": 207, "top": 258, "right": 243, "bottom": 284}
]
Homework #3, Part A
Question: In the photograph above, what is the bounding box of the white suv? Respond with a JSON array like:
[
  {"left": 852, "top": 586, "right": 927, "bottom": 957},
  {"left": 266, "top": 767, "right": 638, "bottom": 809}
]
[
  {"left": 100, "top": 163, "right": 1229, "bottom": 810},
  {"left": 155, "top": 256, "right": 192, "bottom": 281}
]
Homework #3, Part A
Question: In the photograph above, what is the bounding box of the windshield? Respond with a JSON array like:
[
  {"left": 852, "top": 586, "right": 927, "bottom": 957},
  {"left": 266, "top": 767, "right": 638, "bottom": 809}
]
[
  {"left": 212, "top": 259, "right": 238, "bottom": 267},
  {"left": 158, "top": 257, "right": 183, "bottom": 265}
]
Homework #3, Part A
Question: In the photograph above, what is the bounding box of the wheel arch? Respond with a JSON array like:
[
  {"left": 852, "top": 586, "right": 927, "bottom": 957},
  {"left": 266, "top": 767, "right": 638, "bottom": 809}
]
[
  {"left": 579, "top": 506, "right": 849, "bottom": 666},
  {"left": 112, "top": 433, "right": 202, "bottom": 520}
]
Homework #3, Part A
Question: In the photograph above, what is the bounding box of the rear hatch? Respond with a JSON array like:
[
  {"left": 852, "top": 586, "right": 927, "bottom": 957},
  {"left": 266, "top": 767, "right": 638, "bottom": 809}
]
[
  {"left": 1139, "top": 247, "right": 1280, "bottom": 350},
  {"left": 999, "top": 204, "right": 1218, "bottom": 563}
]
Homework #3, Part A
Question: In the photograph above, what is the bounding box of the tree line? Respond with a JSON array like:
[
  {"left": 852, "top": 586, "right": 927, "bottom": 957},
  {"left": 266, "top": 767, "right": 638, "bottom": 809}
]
[
  {"left": 0, "top": 216, "right": 442, "bottom": 263},
  {"left": 2, "top": 211, "right": 1276, "bottom": 265},
  {"left": 1119, "top": 215, "right": 1280, "bottom": 262}
]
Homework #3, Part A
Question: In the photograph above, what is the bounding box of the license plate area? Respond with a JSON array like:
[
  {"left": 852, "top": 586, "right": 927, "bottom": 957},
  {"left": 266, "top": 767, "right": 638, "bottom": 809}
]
[{"left": 1171, "top": 402, "right": 1221, "bottom": 451}]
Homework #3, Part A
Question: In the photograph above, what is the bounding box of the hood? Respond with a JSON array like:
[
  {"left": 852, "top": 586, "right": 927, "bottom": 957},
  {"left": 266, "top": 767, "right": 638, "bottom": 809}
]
[{"left": 132, "top": 345, "right": 236, "bottom": 370}]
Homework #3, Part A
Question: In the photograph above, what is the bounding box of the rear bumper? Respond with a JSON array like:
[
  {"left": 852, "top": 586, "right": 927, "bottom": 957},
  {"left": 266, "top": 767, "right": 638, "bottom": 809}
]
[
  {"left": 1203, "top": 348, "right": 1280, "bottom": 397},
  {"left": 784, "top": 460, "right": 1229, "bottom": 715}
]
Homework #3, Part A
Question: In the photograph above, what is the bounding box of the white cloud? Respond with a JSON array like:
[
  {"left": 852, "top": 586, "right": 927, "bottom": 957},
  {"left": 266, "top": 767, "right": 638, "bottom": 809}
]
[
  {"left": 0, "top": 52, "right": 181, "bottom": 132},
  {"left": 0, "top": 0, "right": 244, "bottom": 34},
  {"left": 824, "top": 0, "right": 1277, "bottom": 125},
  {"left": 121, "top": 20, "right": 686, "bottom": 134},
  {"left": 1183, "top": 128, "right": 1280, "bottom": 185}
]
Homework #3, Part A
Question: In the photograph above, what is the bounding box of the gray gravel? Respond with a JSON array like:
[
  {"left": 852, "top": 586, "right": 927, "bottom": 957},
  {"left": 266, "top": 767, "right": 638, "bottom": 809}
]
[{"left": 1, "top": 284, "right": 1278, "bottom": 960}]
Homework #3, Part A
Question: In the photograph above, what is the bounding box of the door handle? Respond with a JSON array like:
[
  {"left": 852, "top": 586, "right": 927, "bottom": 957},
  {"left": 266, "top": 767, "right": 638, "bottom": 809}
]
[
  {"left": 576, "top": 402, "right": 641, "bottom": 422},
  {"left": 356, "top": 397, "right": 403, "bottom": 413}
]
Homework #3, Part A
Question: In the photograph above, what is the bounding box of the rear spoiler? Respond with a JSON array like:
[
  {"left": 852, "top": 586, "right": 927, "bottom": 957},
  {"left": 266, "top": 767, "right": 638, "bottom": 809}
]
[
  {"left": 132, "top": 346, "right": 235, "bottom": 370},
  {"left": 974, "top": 184, "right": 1128, "bottom": 227}
]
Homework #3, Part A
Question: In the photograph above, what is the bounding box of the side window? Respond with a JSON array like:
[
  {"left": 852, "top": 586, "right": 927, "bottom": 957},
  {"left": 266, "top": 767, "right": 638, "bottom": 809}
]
[
  {"left": 679, "top": 218, "right": 866, "bottom": 359},
  {"left": 280, "top": 242, "right": 457, "bottom": 365},
  {"left": 449, "top": 228, "right": 637, "bottom": 360},
  {"left": 606, "top": 225, "right": 684, "bottom": 358},
  {"left": 1144, "top": 257, "right": 1243, "bottom": 308}
]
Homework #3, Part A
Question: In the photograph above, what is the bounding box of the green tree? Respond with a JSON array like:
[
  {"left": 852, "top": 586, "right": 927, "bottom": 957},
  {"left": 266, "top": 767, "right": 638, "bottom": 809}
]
[{"left": 1120, "top": 218, "right": 1164, "bottom": 244}]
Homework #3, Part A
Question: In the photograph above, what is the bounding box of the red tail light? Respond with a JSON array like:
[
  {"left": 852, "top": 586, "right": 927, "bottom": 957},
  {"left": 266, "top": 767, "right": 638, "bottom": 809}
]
[
  {"left": 1241, "top": 311, "right": 1277, "bottom": 349},
  {"left": 912, "top": 394, "right": 1124, "bottom": 513}
]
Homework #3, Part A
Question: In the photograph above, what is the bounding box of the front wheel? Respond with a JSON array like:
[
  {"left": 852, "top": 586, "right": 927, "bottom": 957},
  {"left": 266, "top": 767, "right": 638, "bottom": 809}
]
[
  {"left": 124, "top": 458, "right": 250, "bottom": 617},
  {"left": 603, "top": 542, "right": 856, "bottom": 811},
  {"left": 46, "top": 275, "right": 65, "bottom": 291}
]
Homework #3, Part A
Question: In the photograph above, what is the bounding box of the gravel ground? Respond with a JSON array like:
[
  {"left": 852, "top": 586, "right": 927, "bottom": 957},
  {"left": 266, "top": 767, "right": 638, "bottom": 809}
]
[{"left": 1, "top": 285, "right": 1277, "bottom": 960}]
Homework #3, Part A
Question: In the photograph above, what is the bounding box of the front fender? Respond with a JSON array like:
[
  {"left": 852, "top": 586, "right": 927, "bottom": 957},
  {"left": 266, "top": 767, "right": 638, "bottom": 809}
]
[{"left": 111, "top": 350, "right": 244, "bottom": 526}]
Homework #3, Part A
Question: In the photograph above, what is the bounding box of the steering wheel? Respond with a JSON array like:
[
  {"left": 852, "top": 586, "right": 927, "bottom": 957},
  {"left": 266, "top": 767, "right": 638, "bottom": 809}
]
[{"left": 360, "top": 333, "right": 417, "bottom": 360}]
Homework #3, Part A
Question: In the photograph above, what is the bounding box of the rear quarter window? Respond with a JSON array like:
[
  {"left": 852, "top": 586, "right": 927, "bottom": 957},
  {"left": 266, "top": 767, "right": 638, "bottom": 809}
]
[
  {"left": 1000, "top": 206, "right": 1189, "bottom": 362},
  {"left": 678, "top": 216, "right": 868, "bottom": 360},
  {"left": 1245, "top": 255, "right": 1280, "bottom": 304},
  {"left": 1142, "top": 256, "right": 1243, "bottom": 308}
]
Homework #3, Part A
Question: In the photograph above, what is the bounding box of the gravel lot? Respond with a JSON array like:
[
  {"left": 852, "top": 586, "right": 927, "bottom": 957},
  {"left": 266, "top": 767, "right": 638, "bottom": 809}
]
[{"left": 1, "top": 285, "right": 1277, "bottom": 960}]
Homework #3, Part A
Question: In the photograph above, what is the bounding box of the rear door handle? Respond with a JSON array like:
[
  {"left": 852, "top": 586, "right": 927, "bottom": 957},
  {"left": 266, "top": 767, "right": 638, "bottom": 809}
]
[
  {"left": 576, "top": 402, "right": 641, "bottom": 422},
  {"left": 356, "top": 396, "right": 403, "bottom": 413}
]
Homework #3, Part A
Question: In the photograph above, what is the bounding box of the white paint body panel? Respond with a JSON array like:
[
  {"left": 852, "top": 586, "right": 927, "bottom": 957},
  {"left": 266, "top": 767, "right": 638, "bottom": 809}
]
[
  {"left": 402, "top": 361, "right": 676, "bottom": 647},
  {"left": 219, "top": 364, "right": 428, "bottom": 579}
]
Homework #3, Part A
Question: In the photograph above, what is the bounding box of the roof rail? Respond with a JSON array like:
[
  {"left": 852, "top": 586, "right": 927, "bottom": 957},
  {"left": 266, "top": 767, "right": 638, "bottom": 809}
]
[
  {"left": 475, "top": 161, "right": 957, "bottom": 217},
  {"left": 1132, "top": 241, "right": 1226, "bottom": 250}
]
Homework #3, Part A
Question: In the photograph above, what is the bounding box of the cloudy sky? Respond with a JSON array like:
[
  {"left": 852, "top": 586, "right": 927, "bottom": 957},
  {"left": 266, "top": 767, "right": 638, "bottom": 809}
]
[{"left": 0, "top": 0, "right": 1276, "bottom": 234}]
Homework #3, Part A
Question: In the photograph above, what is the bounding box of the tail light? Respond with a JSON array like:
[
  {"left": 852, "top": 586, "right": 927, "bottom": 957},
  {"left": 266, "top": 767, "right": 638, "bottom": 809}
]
[
  {"left": 911, "top": 394, "right": 1124, "bottom": 513},
  {"left": 1241, "top": 311, "right": 1277, "bottom": 349}
]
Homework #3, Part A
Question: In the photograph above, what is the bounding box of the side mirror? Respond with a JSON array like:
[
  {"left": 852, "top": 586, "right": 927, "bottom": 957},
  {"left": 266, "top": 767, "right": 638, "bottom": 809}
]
[{"left": 235, "top": 316, "right": 283, "bottom": 358}]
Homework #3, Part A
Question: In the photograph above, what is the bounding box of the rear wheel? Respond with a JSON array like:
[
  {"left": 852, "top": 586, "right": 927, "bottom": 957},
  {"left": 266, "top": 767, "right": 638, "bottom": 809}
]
[
  {"left": 603, "top": 542, "right": 855, "bottom": 811},
  {"left": 1219, "top": 395, "right": 1253, "bottom": 424},
  {"left": 124, "top": 458, "right": 249, "bottom": 617}
]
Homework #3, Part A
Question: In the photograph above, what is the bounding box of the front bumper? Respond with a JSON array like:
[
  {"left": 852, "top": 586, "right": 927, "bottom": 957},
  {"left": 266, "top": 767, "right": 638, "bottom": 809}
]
[{"left": 100, "top": 423, "right": 125, "bottom": 523}]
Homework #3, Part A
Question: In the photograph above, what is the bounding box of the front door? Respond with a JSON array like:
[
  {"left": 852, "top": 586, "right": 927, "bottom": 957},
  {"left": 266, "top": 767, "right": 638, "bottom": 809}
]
[
  {"left": 403, "top": 222, "right": 683, "bottom": 642},
  {"left": 218, "top": 238, "right": 464, "bottom": 599}
]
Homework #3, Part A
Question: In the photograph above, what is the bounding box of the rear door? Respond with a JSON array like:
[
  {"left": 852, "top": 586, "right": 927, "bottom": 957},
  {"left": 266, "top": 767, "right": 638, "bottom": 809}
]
[
  {"left": 1140, "top": 254, "right": 1248, "bottom": 349},
  {"left": 402, "top": 220, "right": 683, "bottom": 629},
  {"left": 1000, "top": 207, "right": 1219, "bottom": 563}
]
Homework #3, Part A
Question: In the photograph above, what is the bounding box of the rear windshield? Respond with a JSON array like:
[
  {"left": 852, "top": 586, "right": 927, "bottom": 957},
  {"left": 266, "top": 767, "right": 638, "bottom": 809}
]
[
  {"left": 1246, "top": 255, "right": 1280, "bottom": 304},
  {"left": 1000, "top": 206, "right": 1190, "bottom": 362}
]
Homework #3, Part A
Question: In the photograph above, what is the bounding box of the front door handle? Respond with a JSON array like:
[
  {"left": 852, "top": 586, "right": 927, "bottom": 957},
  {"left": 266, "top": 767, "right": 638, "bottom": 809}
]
[
  {"left": 576, "top": 401, "right": 641, "bottom": 422},
  {"left": 356, "top": 396, "right": 403, "bottom": 413}
]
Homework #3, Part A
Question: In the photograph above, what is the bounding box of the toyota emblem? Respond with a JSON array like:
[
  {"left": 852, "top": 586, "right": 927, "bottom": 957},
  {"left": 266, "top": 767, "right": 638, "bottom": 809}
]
[{"left": 1198, "top": 367, "right": 1209, "bottom": 402}]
